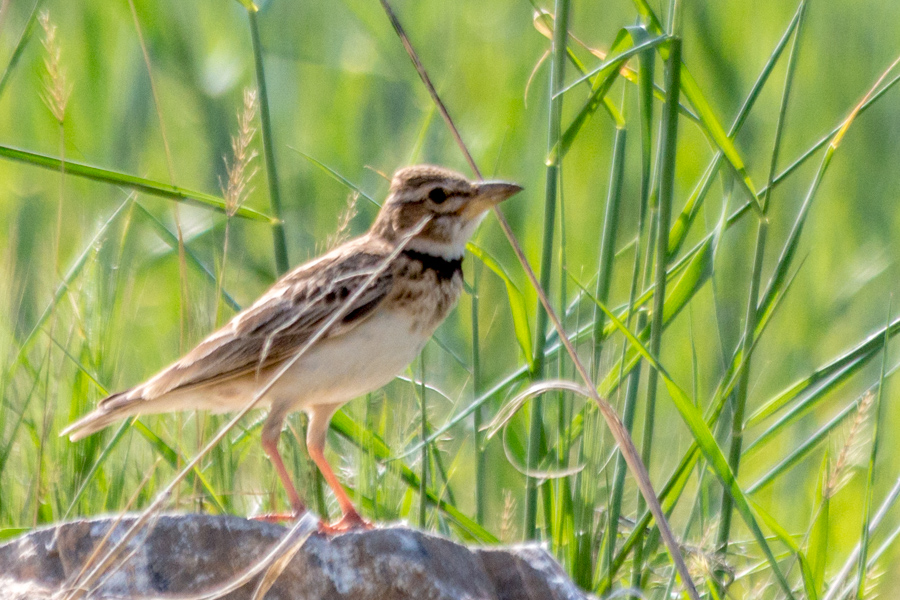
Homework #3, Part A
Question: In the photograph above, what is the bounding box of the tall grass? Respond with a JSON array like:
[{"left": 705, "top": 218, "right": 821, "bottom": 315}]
[{"left": 2, "top": 0, "right": 900, "bottom": 598}]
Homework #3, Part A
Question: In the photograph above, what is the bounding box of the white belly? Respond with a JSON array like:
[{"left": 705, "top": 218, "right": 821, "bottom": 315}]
[{"left": 264, "top": 308, "right": 429, "bottom": 410}]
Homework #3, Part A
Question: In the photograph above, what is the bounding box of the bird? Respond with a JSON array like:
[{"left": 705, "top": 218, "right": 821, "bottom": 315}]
[{"left": 62, "top": 165, "right": 522, "bottom": 533}]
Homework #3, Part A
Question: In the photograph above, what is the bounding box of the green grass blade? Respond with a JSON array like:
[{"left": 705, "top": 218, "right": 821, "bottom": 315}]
[
  {"left": 246, "top": 6, "right": 290, "bottom": 272},
  {"left": 290, "top": 149, "right": 380, "bottom": 206},
  {"left": 0, "top": 144, "right": 274, "bottom": 222},
  {"left": 766, "top": 72, "right": 900, "bottom": 194},
  {"left": 596, "top": 234, "right": 716, "bottom": 397},
  {"left": 753, "top": 500, "right": 817, "bottom": 600},
  {"left": 591, "top": 121, "right": 626, "bottom": 375},
  {"left": 716, "top": 1, "right": 805, "bottom": 559},
  {"left": 601, "top": 42, "right": 654, "bottom": 586},
  {"left": 807, "top": 452, "right": 830, "bottom": 599},
  {"left": 537, "top": 10, "right": 697, "bottom": 128},
  {"left": 632, "top": 36, "right": 681, "bottom": 587},
  {"left": 723, "top": 71, "right": 900, "bottom": 230},
  {"left": 756, "top": 149, "right": 833, "bottom": 324},
  {"left": 467, "top": 243, "right": 533, "bottom": 369},
  {"left": 855, "top": 301, "right": 891, "bottom": 598},
  {"left": 0, "top": 0, "right": 41, "bottom": 99}
]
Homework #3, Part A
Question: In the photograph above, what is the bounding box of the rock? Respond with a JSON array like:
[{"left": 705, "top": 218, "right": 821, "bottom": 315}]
[{"left": 0, "top": 514, "right": 588, "bottom": 600}]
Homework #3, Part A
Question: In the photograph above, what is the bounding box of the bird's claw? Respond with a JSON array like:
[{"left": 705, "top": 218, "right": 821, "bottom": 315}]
[{"left": 317, "top": 511, "right": 373, "bottom": 535}]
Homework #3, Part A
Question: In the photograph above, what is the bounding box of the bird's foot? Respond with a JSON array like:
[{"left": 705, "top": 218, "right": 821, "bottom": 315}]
[{"left": 318, "top": 510, "right": 373, "bottom": 535}]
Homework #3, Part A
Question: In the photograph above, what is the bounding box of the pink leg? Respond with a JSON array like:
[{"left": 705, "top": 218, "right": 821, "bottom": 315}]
[
  {"left": 307, "top": 405, "right": 371, "bottom": 533},
  {"left": 259, "top": 410, "right": 307, "bottom": 518}
]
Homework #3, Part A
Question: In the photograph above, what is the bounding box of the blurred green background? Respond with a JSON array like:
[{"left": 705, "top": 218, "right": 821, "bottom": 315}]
[{"left": 1, "top": 0, "right": 900, "bottom": 596}]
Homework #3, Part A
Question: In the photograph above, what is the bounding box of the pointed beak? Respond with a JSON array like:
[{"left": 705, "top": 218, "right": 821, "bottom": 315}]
[
  {"left": 465, "top": 180, "right": 523, "bottom": 217},
  {"left": 475, "top": 181, "right": 523, "bottom": 203}
]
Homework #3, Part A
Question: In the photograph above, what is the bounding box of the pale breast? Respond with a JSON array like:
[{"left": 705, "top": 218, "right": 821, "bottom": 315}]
[{"left": 270, "top": 307, "right": 431, "bottom": 409}]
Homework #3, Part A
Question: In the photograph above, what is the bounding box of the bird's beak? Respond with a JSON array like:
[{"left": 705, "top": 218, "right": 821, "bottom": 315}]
[{"left": 465, "top": 181, "right": 523, "bottom": 217}]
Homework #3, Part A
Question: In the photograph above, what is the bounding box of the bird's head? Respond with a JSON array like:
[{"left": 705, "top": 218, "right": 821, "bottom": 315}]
[{"left": 370, "top": 165, "right": 522, "bottom": 259}]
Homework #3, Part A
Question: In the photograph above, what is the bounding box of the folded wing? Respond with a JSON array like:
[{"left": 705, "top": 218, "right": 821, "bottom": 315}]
[{"left": 126, "top": 244, "right": 395, "bottom": 403}]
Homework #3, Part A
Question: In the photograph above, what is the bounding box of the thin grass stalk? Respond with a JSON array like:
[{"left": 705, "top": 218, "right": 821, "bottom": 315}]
[
  {"left": 418, "top": 351, "right": 428, "bottom": 528},
  {"left": 36, "top": 8, "right": 67, "bottom": 526},
  {"left": 632, "top": 36, "right": 681, "bottom": 589},
  {"left": 600, "top": 41, "right": 654, "bottom": 589},
  {"left": 525, "top": 0, "right": 570, "bottom": 541},
  {"left": 715, "top": 2, "right": 805, "bottom": 564},
  {"left": 471, "top": 262, "right": 485, "bottom": 524},
  {"left": 590, "top": 115, "right": 626, "bottom": 379},
  {"left": 554, "top": 154, "right": 571, "bottom": 561},
  {"left": 245, "top": 6, "right": 289, "bottom": 274},
  {"left": 126, "top": 0, "right": 191, "bottom": 360},
  {"left": 855, "top": 302, "right": 891, "bottom": 598}
]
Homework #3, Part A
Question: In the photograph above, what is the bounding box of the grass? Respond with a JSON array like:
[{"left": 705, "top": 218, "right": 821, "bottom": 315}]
[{"left": 2, "top": 0, "right": 900, "bottom": 597}]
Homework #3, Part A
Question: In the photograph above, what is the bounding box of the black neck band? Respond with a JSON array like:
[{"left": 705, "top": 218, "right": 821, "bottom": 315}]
[{"left": 401, "top": 248, "right": 463, "bottom": 280}]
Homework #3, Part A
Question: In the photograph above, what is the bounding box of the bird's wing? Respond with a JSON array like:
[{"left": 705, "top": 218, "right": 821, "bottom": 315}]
[{"left": 125, "top": 242, "right": 395, "bottom": 401}]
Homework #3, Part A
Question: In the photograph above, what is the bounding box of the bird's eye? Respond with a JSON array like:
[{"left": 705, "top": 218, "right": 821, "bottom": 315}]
[{"left": 428, "top": 187, "right": 448, "bottom": 204}]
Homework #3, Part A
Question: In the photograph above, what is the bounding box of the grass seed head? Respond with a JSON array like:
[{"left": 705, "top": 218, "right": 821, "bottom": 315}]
[
  {"left": 38, "top": 10, "right": 69, "bottom": 125},
  {"left": 222, "top": 88, "right": 259, "bottom": 217},
  {"left": 826, "top": 391, "right": 875, "bottom": 499}
]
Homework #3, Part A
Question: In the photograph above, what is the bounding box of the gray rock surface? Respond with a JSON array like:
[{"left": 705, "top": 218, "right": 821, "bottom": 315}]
[{"left": 0, "top": 514, "right": 588, "bottom": 600}]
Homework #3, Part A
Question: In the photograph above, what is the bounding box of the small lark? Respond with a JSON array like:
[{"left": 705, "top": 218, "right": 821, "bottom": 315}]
[{"left": 62, "top": 165, "right": 521, "bottom": 532}]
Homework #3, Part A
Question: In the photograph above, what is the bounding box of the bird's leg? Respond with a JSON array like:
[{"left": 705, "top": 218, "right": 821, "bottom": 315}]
[
  {"left": 307, "top": 405, "right": 372, "bottom": 534},
  {"left": 254, "top": 409, "right": 307, "bottom": 522}
]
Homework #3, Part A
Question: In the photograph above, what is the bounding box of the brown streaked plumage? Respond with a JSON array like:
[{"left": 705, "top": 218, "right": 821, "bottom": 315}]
[{"left": 62, "top": 164, "right": 521, "bottom": 532}]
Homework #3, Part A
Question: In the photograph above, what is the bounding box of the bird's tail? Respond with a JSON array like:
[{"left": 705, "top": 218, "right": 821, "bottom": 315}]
[{"left": 60, "top": 390, "right": 141, "bottom": 441}]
